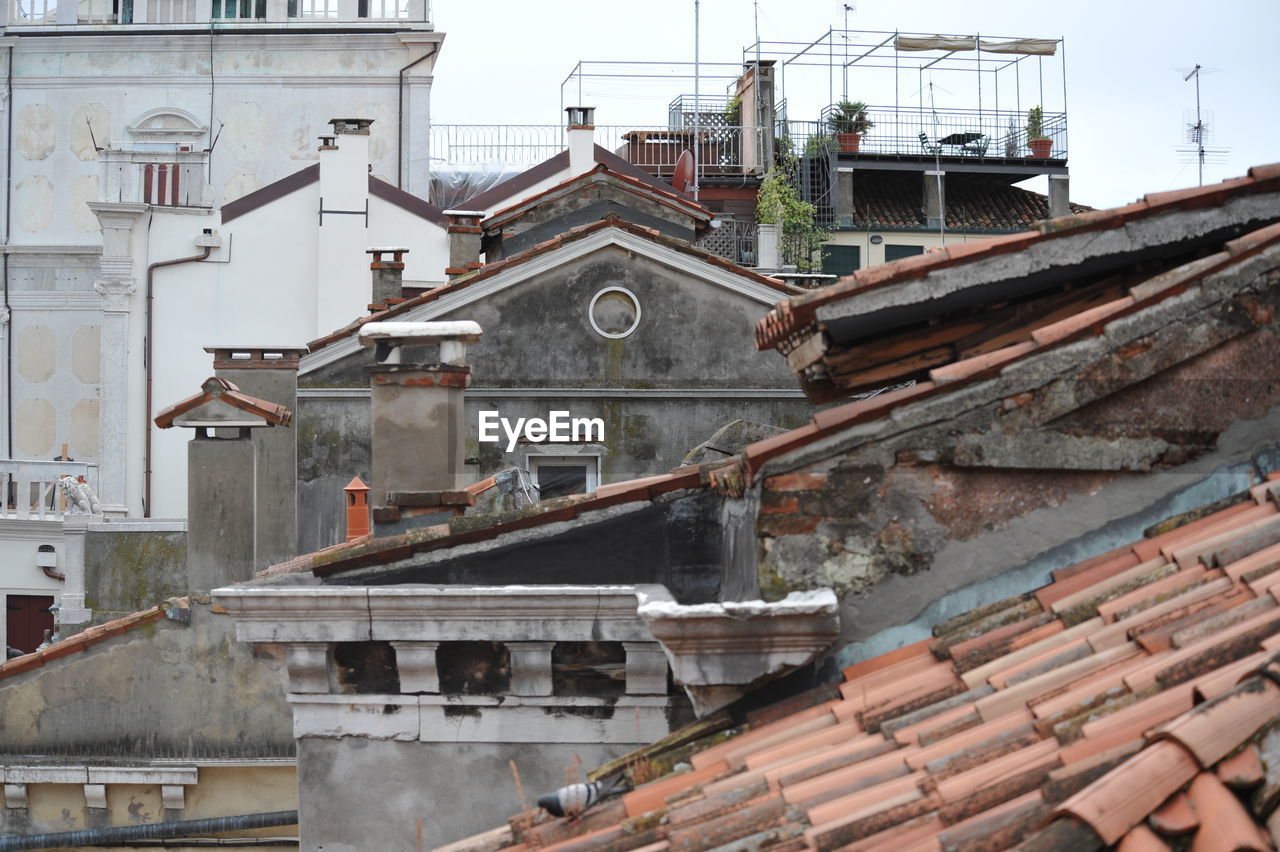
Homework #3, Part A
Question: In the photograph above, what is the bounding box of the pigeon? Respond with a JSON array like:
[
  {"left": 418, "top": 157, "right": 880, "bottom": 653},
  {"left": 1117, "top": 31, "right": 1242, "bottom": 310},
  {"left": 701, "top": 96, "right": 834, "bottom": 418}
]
[{"left": 536, "top": 774, "right": 630, "bottom": 820}]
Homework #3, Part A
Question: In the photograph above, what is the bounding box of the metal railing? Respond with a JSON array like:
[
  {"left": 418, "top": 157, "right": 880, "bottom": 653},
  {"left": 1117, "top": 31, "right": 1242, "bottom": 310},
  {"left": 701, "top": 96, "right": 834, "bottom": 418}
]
[
  {"left": 0, "top": 460, "right": 99, "bottom": 521},
  {"left": 698, "top": 219, "right": 757, "bottom": 266},
  {"left": 7, "top": 0, "right": 426, "bottom": 24},
  {"left": 781, "top": 105, "right": 1068, "bottom": 161},
  {"left": 429, "top": 124, "right": 766, "bottom": 179}
]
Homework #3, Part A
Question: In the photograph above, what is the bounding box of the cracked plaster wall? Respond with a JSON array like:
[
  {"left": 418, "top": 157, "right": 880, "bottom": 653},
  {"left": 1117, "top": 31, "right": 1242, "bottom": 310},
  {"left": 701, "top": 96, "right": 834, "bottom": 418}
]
[{"left": 755, "top": 258, "right": 1280, "bottom": 665}]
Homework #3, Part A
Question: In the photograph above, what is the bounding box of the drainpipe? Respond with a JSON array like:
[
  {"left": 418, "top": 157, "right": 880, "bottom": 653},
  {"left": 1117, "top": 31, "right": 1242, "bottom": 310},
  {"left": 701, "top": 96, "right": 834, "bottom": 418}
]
[
  {"left": 4, "top": 45, "right": 13, "bottom": 459},
  {"left": 396, "top": 43, "right": 438, "bottom": 190},
  {"left": 143, "top": 244, "right": 212, "bottom": 517},
  {"left": 0, "top": 810, "right": 298, "bottom": 851}
]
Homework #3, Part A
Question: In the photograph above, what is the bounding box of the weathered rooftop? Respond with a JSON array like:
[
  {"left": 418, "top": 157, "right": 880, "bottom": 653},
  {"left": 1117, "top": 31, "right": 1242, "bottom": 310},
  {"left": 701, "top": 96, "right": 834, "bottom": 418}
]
[
  {"left": 759, "top": 163, "right": 1280, "bottom": 402},
  {"left": 441, "top": 481, "right": 1280, "bottom": 852}
]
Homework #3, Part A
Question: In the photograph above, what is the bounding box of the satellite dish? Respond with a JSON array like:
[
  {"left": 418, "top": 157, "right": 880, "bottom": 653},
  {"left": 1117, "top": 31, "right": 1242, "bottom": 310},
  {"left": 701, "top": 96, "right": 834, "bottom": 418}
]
[{"left": 672, "top": 150, "right": 695, "bottom": 195}]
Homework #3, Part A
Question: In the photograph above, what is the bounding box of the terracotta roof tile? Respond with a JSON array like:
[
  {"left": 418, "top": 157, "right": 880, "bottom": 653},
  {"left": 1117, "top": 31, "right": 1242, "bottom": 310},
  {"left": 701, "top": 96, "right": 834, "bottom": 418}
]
[
  {"left": 756, "top": 163, "right": 1280, "bottom": 352},
  {"left": 1118, "top": 823, "right": 1174, "bottom": 852},
  {"left": 1056, "top": 740, "right": 1200, "bottom": 845},
  {"left": 1149, "top": 789, "right": 1199, "bottom": 836},
  {"left": 0, "top": 599, "right": 186, "bottom": 681},
  {"left": 453, "top": 488, "right": 1280, "bottom": 852},
  {"left": 1183, "top": 771, "right": 1272, "bottom": 852},
  {"left": 1216, "top": 743, "right": 1265, "bottom": 789},
  {"left": 1154, "top": 674, "right": 1280, "bottom": 767}
]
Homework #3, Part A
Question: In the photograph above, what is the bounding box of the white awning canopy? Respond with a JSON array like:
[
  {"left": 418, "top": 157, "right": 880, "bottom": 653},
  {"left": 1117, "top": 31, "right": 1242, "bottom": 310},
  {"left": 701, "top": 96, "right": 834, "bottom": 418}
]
[{"left": 893, "top": 35, "right": 1058, "bottom": 56}]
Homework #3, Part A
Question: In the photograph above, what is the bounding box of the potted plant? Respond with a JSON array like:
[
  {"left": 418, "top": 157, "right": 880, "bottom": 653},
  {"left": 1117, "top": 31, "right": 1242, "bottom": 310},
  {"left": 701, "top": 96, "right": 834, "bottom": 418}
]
[
  {"left": 1026, "top": 106, "right": 1052, "bottom": 158},
  {"left": 828, "top": 100, "right": 873, "bottom": 153}
]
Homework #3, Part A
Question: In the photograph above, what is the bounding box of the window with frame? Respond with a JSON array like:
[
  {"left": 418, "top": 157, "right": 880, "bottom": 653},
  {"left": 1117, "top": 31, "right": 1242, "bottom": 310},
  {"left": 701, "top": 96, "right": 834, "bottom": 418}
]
[{"left": 528, "top": 456, "right": 599, "bottom": 500}]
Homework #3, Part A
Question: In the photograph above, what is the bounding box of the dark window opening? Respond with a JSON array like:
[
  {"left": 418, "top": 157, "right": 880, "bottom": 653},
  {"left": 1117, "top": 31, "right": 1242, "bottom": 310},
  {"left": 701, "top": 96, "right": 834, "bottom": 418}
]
[
  {"left": 821, "top": 244, "right": 860, "bottom": 277},
  {"left": 333, "top": 641, "right": 400, "bottom": 694},
  {"left": 552, "top": 642, "right": 625, "bottom": 697},
  {"left": 884, "top": 244, "right": 926, "bottom": 263},
  {"left": 438, "top": 641, "right": 511, "bottom": 695},
  {"left": 534, "top": 464, "right": 587, "bottom": 500}
]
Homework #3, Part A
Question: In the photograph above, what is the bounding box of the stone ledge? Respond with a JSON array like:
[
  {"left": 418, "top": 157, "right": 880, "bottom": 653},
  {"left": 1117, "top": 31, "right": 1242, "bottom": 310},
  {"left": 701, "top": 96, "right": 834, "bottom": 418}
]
[{"left": 637, "top": 585, "right": 840, "bottom": 716}]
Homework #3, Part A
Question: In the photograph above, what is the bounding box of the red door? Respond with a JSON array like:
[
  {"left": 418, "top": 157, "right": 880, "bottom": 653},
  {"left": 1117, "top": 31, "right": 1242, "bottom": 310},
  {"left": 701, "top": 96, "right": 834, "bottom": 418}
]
[{"left": 6, "top": 594, "right": 54, "bottom": 654}]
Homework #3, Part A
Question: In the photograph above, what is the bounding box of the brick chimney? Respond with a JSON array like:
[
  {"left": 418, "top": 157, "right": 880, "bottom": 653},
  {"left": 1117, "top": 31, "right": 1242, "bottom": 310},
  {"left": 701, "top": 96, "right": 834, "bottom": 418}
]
[
  {"left": 317, "top": 118, "right": 373, "bottom": 336},
  {"left": 444, "top": 211, "right": 484, "bottom": 280},
  {"left": 368, "top": 247, "right": 408, "bottom": 309},
  {"left": 565, "top": 106, "right": 595, "bottom": 176},
  {"left": 358, "top": 321, "right": 482, "bottom": 531},
  {"left": 205, "top": 346, "right": 306, "bottom": 570}
]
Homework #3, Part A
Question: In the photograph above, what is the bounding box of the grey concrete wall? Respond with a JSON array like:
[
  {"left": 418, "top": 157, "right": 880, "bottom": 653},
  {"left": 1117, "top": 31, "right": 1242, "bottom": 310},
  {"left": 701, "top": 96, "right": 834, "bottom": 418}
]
[
  {"left": 0, "top": 604, "right": 292, "bottom": 761},
  {"left": 187, "top": 434, "right": 256, "bottom": 592},
  {"left": 84, "top": 529, "right": 187, "bottom": 618},
  {"left": 216, "top": 365, "right": 300, "bottom": 571},
  {"left": 298, "top": 739, "right": 636, "bottom": 851},
  {"left": 297, "top": 394, "right": 812, "bottom": 554},
  {"left": 296, "top": 246, "right": 814, "bottom": 554}
]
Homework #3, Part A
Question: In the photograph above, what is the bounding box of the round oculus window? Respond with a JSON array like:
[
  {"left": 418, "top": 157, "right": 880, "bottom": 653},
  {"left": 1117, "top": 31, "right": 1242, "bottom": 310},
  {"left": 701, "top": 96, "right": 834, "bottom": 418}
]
[{"left": 588, "top": 287, "right": 641, "bottom": 339}]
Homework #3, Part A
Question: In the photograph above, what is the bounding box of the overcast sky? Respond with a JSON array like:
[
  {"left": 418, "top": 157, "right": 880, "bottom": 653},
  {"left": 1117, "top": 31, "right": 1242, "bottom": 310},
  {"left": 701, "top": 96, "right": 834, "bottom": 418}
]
[{"left": 430, "top": 0, "right": 1279, "bottom": 209}]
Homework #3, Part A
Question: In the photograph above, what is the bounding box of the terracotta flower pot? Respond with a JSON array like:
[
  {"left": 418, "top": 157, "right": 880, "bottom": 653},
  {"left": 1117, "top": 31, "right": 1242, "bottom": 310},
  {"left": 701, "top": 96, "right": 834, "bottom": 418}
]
[
  {"left": 1028, "top": 138, "right": 1052, "bottom": 158},
  {"left": 836, "top": 132, "right": 861, "bottom": 154}
]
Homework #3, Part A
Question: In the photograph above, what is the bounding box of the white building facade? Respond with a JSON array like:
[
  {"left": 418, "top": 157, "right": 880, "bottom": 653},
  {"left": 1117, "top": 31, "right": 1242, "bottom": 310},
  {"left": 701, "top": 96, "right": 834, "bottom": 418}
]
[{"left": 0, "top": 0, "right": 445, "bottom": 647}]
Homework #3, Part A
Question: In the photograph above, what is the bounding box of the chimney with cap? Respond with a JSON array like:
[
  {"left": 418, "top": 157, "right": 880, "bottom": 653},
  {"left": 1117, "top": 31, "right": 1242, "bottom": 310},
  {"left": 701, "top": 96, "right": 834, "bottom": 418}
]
[
  {"left": 368, "top": 247, "right": 409, "bottom": 309},
  {"left": 205, "top": 346, "right": 306, "bottom": 569},
  {"left": 358, "top": 320, "right": 483, "bottom": 532},
  {"left": 153, "top": 376, "right": 292, "bottom": 590},
  {"left": 566, "top": 106, "right": 596, "bottom": 176},
  {"left": 317, "top": 118, "right": 373, "bottom": 336},
  {"left": 443, "top": 211, "right": 484, "bottom": 280}
]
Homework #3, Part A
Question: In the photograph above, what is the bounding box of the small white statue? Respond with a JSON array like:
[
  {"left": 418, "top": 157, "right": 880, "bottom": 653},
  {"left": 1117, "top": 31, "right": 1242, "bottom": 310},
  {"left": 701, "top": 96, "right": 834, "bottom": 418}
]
[{"left": 57, "top": 475, "right": 102, "bottom": 515}]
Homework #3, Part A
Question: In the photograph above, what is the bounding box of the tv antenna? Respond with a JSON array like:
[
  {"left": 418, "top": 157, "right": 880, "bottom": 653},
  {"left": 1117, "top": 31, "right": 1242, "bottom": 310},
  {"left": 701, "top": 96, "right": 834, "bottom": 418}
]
[{"left": 1174, "top": 64, "right": 1227, "bottom": 186}]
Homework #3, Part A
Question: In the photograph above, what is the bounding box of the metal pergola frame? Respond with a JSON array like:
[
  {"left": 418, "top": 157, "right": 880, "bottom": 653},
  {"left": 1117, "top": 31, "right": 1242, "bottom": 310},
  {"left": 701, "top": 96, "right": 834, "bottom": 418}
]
[{"left": 739, "top": 27, "right": 1067, "bottom": 129}]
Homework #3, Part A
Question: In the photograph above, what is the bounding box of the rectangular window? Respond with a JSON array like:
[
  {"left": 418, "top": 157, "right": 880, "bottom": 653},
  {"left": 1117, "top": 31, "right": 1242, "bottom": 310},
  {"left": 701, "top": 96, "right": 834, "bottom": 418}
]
[
  {"left": 210, "top": 0, "right": 264, "bottom": 18},
  {"left": 884, "top": 244, "right": 926, "bottom": 263},
  {"left": 821, "top": 244, "right": 860, "bottom": 277},
  {"left": 528, "top": 456, "right": 599, "bottom": 500}
]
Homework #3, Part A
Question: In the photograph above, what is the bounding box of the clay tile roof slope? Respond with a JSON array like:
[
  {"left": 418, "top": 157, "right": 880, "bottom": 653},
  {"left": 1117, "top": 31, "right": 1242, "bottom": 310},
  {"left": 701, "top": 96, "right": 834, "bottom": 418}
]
[
  {"left": 0, "top": 598, "right": 189, "bottom": 681},
  {"left": 460, "top": 145, "right": 699, "bottom": 212},
  {"left": 752, "top": 161, "right": 1280, "bottom": 388},
  {"left": 482, "top": 164, "right": 713, "bottom": 230},
  {"left": 154, "top": 376, "right": 293, "bottom": 429},
  {"left": 852, "top": 175, "right": 1090, "bottom": 232},
  {"left": 305, "top": 217, "right": 794, "bottom": 355},
  {"left": 439, "top": 481, "right": 1280, "bottom": 852}
]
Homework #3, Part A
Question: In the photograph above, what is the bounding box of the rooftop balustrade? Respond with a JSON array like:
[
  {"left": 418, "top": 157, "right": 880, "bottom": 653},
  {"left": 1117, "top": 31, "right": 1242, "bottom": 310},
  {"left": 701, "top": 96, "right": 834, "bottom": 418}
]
[
  {"left": 5, "top": 0, "right": 427, "bottom": 26},
  {"left": 0, "top": 459, "right": 100, "bottom": 522}
]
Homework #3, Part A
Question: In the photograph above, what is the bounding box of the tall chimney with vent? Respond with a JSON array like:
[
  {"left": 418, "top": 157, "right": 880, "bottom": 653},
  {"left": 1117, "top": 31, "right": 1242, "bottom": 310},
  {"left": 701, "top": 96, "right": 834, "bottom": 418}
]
[
  {"left": 368, "top": 247, "right": 409, "bottom": 308},
  {"left": 359, "top": 321, "right": 483, "bottom": 533},
  {"left": 566, "top": 106, "right": 596, "bottom": 176},
  {"left": 317, "top": 118, "right": 373, "bottom": 337},
  {"left": 205, "top": 346, "right": 305, "bottom": 569},
  {"left": 443, "top": 211, "right": 484, "bottom": 280}
]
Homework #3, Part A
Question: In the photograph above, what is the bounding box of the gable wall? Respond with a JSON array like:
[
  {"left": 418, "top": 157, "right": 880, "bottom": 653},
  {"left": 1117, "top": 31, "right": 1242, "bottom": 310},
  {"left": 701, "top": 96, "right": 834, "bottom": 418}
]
[{"left": 295, "top": 245, "right": 811, "bottom": 552}]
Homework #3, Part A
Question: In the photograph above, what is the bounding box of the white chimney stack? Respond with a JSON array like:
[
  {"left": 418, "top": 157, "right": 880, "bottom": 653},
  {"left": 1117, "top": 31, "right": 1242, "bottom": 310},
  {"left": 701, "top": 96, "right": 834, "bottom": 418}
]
[
  {"left": 317, "top": 118, "right": 373, "bottom": 337},
  {"left": 566, "top": 106, "right": 596, "bottom": 176}
]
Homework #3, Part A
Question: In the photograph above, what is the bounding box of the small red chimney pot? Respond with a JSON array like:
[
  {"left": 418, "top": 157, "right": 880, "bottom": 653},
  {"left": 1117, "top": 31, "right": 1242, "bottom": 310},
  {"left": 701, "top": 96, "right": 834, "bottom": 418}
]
[{"left": 343, "top": 476, "right": 371, "bottom": 541}]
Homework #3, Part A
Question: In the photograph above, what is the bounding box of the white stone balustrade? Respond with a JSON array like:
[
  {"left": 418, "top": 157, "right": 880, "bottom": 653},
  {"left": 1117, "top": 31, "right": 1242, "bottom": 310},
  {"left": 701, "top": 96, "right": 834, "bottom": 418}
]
[
  {"left": 0, "top": 459, "right": 99, "bottom": 521},
  {"left": 4, "top": 0, "right": 427, "bottom": 25}
]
